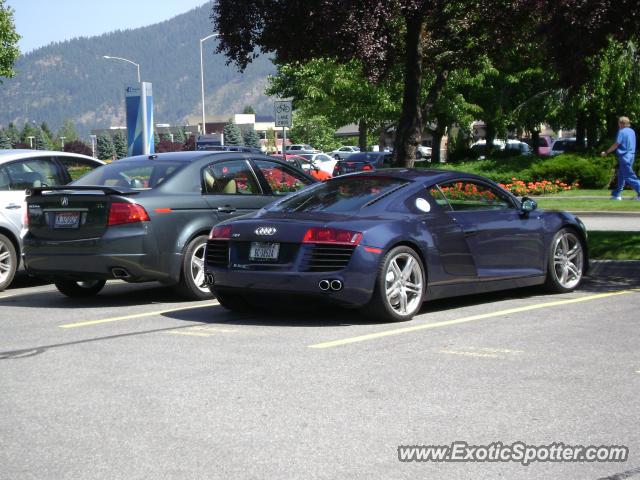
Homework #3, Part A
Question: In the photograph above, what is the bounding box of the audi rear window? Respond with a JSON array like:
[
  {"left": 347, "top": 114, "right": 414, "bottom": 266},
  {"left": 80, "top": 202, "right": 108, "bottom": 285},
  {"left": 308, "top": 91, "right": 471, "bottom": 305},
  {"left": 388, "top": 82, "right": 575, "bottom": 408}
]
[
  {"left": 269, "top": 176, "right": 409, "bottom": 213},
  {"left": 73, "top": 160, "right": 186, "bottom": 189}
]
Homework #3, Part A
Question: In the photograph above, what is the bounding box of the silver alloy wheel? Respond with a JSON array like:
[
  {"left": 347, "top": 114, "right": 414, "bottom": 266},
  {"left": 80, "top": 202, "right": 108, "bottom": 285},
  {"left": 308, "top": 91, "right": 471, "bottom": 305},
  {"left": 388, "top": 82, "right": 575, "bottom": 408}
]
[
  {"left": 552, "top": 231, "right": 584, "bottom": 289},
  {"left": 384, "top": 252, "right": 423, "bottom": 316},
  {"left": 190, "top": 241, "right": 208, "bottom": 293},
  {"left": 0, "top": 241, "right": 12, "bottom": 284}
]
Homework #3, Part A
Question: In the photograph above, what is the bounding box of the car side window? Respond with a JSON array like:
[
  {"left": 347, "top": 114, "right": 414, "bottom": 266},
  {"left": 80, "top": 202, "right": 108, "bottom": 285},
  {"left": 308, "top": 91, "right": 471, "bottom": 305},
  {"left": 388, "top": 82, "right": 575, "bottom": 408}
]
[
  {"left": 427, "top": 186, "right": 451, "bottom": 209},
  {"left": 0, "top": 167, "right": 10, "bottom": 191},
  {"left": 56, "top": 157, "right": 98, "bottom": 182},
  {"left": 202, "top": 160, "right": 260, "bottom": 195},
  {"left": 437, "top": 180, "right": 514, "bottom": 211},
  {"left": 6, "top": 158, "right": 66, "bottom": 189},
  {"left": 253, "top": 160, "right": 311, "bottom": 196}
]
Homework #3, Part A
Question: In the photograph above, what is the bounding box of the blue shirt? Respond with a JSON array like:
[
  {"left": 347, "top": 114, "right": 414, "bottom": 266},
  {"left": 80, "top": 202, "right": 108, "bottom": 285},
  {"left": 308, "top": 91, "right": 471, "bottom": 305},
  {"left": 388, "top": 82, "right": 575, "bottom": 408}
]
[{"left": 616, "top": 127, "right": 636, "bottom": 161}]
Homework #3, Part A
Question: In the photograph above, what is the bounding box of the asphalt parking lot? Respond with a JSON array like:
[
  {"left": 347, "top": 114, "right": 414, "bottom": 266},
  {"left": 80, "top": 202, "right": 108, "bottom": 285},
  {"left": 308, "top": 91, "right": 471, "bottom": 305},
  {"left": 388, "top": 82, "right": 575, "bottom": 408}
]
[{"left": 1, "top": 270, "right": 639, "bottom": 480}]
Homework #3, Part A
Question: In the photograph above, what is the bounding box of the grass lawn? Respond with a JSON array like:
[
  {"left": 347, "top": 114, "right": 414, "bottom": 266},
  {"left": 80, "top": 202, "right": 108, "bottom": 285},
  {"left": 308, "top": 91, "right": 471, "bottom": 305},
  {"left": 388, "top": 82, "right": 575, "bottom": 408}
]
[
  {"left": 536, "top": 197, "right": 640, "bottom": 211},
  {"left": 588, "top": 231, "right": 640, "bottom": 260}
]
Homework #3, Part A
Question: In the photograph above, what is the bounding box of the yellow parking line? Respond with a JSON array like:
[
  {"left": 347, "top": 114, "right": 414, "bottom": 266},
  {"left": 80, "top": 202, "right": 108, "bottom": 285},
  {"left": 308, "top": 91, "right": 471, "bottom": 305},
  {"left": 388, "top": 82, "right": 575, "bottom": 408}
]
[
  {"left": 59, "top": 301, "right": 219, "bottom": 328},
  {"left": 308, "top": 289, "right": 639, "bottom": 349}
]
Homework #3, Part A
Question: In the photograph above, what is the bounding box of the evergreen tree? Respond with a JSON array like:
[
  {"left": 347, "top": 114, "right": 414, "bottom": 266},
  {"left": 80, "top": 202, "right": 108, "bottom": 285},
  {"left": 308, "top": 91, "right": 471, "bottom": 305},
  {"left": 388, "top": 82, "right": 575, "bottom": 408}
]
[
  {"left": 243, "top": 105, "right": 256, "bottom": 114},
  {"left": 174, "top": 128, "right": 186, "bottom": 144},
  {"left": 0, "top": 129, "right": 11, "bottom": 149},
  {"left": 34, "top": 127, "right": 49, "bottom": 150},
  {"left": 112, "top": 131, "right": 128, "bottom": 159},
  {"left": 243, "top": 128, "right": 261, "bottom": 149},
  {"left": 223, "top": 121, "right": 244, "bottom": 145},
  {"left": 57, "top": 119, "right": 79, "bottom": 144},
  {"left": 40, "top": 122, "right": 54, "bottom": 141},
  {"left": 265, "top": 128, "right": 276, "bottom": 153},
  {"left": 153, "top": 131, "right": 160, "bottom": 148},
  {"left": 6, "top": 123, "right": 19, "bottom": 147},
  {"left": 96, "top": 134, "right": 115, "bottom": 160},
  {"left": 20, "top": 123, "right": 38, "bottom": 147}
]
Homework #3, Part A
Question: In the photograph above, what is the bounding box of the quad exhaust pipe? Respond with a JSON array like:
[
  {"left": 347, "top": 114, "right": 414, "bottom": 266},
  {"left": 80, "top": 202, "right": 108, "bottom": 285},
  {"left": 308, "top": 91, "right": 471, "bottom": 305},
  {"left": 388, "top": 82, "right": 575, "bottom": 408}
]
[
  {"left": 203, "top": 273, "right": 215, "bottom": 286},
  {"left": 318, "top": 279, "right": 343, "bottom": 291}
]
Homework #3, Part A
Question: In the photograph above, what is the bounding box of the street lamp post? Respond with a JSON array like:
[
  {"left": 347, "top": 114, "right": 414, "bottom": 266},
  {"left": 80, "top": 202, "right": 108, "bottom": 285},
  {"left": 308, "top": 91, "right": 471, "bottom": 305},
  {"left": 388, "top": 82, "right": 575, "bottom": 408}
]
[
  {"left": 90, "top": 135, "right": 97, "bottom": 158},
  {"left": 27, "top": 136, "right": 34, "bottom": 149},
  {"left": 103, "top": 55, "right": 141, "bottom": 83},
  {"left": 59, "top": 136, "right": 66, "bottom": 150},
  {"left": 200, "top": 33, "right": 221, "bottom": 135}
]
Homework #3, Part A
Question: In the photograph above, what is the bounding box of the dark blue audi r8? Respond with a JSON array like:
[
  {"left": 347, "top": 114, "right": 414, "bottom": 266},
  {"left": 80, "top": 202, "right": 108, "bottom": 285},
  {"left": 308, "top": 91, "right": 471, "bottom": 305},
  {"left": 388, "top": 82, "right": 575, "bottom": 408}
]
[{"left": 203, "top": 169, "right": 588, "bottom": 322}]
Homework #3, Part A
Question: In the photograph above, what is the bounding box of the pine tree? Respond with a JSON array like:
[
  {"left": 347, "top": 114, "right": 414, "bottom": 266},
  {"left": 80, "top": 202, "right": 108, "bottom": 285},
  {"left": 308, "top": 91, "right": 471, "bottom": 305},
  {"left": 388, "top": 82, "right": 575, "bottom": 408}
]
[
  {"left": 243, "top": 105, "right": 256, "bottom": 114},
  {"left": 223, "top": 121, "right": 244, "bottom": 146},
  {"left": 112, "top": 131, "right": 128, "bottom": 159},
  {"left": 57, "top": 119, "right": 79, "bottom": 144},
  {"left": 34, "top": 127, "right": 48, "bottom": 150},
  {"left": 6, "top": 123, "right": 19, "bottom": 147},
  {"left": 0, "top": 130, "right": 12, "bottom": 149},
  {"left": 174, "top": 128, "right": 186, "bottom": 144},
  {"left": 96, "top": 134, "right": 115, "bottom": 160},
  {"left": 243, "top": 128, "right": 261, "bottom": 149}
]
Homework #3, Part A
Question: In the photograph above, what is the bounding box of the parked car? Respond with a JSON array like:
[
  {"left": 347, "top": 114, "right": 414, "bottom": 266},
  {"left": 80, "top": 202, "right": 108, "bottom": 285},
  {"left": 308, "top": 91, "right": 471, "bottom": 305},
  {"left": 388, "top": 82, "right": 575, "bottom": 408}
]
[
  {"left": 197, "top": 144, "right": 263, "bottom": 154},
  {"left": 22, "top": 151, "right": 316, "bottom": 299},
  {"left": 550, "top": 137, "right": 577, "bottom": 156},
  {"left": 532, "top": 135, "right": 554, "bottom": 156},
  {"left": 284, "top": 144, "right": 321, "bottom": 155},
  {"left": 271, "top": 154, "right": 332, "bottom": 181},
  {"left": 297, "top": 153, "right": 337, "bottom": 175},
  {"left": 333, "top": 151, "right": 394, "bottom": 176},
  {"left": 416, "top": 145, "right": 432, "bottom": 160},
  {"left": 203, "top": 169, "right": 588, "bottom": 322},
  {"left": 504, "top": 140, "right": 532, "bottom": 155},
  {"left": 329, "top": 146, "right": 360, "bottom": 160},
  {"left": 0, "top": 149, "right": 103, "bottom": 292}
]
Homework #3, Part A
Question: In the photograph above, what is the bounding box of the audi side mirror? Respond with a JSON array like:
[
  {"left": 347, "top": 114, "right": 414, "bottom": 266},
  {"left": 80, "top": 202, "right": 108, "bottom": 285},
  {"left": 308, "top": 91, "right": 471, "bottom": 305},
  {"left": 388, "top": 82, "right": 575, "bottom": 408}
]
[{"left": 521, "top": 196, "right": 537, "bottom": 214}]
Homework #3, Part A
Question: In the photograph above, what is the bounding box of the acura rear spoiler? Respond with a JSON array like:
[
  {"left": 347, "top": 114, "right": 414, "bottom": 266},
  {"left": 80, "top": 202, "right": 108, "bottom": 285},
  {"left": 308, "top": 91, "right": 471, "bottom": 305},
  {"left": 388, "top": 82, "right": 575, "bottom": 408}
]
[{"left": 27, "top": 185, "right": 139, "bottom": 197}]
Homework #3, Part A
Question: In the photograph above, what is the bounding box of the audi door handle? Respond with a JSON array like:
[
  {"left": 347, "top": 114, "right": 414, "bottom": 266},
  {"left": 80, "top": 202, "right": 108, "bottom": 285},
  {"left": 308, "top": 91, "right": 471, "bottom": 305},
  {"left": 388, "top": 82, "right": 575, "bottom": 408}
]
[{"left": 217, "top": 206, "right": 236, "bottom": 213}]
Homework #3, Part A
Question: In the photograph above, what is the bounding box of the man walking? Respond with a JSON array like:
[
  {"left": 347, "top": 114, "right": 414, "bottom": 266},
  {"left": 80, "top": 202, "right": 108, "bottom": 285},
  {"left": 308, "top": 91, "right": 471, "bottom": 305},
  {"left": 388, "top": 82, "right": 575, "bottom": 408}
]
[{"left": 601, "top": 116, "right": 640, "bottom": 200}]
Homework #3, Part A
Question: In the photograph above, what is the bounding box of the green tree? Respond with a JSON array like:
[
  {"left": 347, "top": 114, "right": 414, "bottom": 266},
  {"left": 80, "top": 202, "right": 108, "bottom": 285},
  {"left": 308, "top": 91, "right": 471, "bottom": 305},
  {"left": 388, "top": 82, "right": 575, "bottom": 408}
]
[
  {"left": 265, "top": 128, "right": 277, "bottom": 153},
  {"left": 289, "top": 111, "right": 341, "bottom": 152},
  {"left": 20, "top": 123, "right": 38, "bottom": 147},
  {"left": 6, "top": 122, "right": 19, "bottom": 146},
  {"left": 0, "top": 129, "right": 11, "bottom": 149},
  {"left": 223, "top": 121, "right": 244, "bottom": 145},
  {"left": 112, "top": 131, "right": 128, "bottom": 159},
  {"left": 96, "top": 134, "right": 115, "bottom": 160},
  {"left": 242, "top": 105, "right": 256, "bottom": 114},
  {"left": 174, "top": 128, "right": 186, "bottom": 144},
  {"left": 57, "top": 119, "right": 79, "bottom": 145},
  {"left": 34, "top": 127, "right": 50, "bottom": 150},
  {"left": 243, "top": 128, "right": 261, "bottom": 149},
  {"left": 0, "top": 0, "right": 20, "bottom": 81}
]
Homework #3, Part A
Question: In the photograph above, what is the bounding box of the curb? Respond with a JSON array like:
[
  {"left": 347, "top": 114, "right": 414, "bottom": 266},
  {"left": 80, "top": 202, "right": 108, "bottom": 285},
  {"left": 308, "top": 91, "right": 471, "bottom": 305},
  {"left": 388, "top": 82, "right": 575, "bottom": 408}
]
[
  {"left": 588, "top": 260, "right": 640, "bottom": 278},
  {"left": 570, "top": 211, "right": 640, "bottom": 217}
]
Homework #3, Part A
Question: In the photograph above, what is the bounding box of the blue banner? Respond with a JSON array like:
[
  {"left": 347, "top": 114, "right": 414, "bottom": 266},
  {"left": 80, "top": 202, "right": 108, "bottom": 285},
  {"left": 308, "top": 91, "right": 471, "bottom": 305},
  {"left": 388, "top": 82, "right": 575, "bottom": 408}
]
[{"left": 125, "top": 82, "right": 154, "bottom": 156}]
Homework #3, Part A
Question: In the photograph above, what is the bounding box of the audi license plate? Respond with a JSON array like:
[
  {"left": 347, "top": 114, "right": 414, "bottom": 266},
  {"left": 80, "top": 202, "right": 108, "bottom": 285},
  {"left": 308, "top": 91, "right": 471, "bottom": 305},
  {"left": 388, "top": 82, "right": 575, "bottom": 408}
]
[
  {"left": 249, "top": 242, "right": 280, "bottom": 261},
  {"left": 54, "top": 211, "right": 80, "bottom": 229}
]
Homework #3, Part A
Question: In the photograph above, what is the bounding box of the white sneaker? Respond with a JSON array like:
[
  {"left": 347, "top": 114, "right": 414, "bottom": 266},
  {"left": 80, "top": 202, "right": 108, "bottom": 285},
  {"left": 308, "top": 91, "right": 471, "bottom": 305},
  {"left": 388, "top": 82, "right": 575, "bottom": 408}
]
[{"left": 610, "top": 196, "right": 622, "bottom": 200}]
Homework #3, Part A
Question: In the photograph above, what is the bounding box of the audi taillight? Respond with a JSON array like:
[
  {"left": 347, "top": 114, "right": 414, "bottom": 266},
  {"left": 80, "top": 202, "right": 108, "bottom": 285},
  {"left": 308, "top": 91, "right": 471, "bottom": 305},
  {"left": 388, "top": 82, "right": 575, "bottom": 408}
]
[
  {"left": 362, "top": 164, "right": 372, "bottom": 171},
  {"left": 302, "top": 227, "right": 362, "bottom": 245},
  {"left": 108, "top": 202, "right": 150, "bottom": 226},
  {"left": 209, "top": 225, "right": 232, "bottom": 240}
]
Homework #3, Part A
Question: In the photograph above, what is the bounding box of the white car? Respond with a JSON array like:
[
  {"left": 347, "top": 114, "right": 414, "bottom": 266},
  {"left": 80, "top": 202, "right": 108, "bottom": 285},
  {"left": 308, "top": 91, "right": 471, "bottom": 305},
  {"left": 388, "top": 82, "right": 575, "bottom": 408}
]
[
  {"left": 298, "top": 153, "right": 338, "bottom": 175},
  {"left": 550, "top": 137, "right": 577, "bottom": 156},
  {"left": 284, "top": 144, "right": 321, "bottom": 154},
  {"left": 416, "top": 145, "right": 432, "bottom": 160},
  {"left": 0, "top": 150, "right": 103, "bottom": 291},
  {"left": 330, "top": 145, "right": 360, "bottom": 160}
]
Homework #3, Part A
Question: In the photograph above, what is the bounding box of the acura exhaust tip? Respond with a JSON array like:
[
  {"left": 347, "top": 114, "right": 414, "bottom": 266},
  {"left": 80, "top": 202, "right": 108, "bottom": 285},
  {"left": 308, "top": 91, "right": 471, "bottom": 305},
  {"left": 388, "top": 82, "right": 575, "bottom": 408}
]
[
  {"left": 330, "top": 280, "right": 343, "bottom": 291},
  {"left": 318, "top": 280, "right": 331, "bottom": 291}
]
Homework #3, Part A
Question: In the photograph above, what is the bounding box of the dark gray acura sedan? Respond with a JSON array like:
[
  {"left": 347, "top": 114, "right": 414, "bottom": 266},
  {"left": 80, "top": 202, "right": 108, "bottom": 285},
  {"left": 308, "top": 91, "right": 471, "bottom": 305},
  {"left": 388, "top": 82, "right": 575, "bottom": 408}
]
[{"left": 22, "top": 151, "right": 315, "bottom": 299}]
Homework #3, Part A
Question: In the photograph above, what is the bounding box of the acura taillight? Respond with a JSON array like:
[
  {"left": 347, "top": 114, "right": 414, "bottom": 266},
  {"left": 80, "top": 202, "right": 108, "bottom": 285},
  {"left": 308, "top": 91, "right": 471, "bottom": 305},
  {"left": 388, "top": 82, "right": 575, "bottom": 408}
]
[
  {"left": 108, "top": 202, "right": 150, "bottom": 226},
  {"left": 209, "top": 224, "right": 232, "bottom": 240},
  {"left": 362, "top": 164, "right": 372, "bottom": 171},
  {"left": 302, "top": 227, "right": 362, "bottom": 245}
]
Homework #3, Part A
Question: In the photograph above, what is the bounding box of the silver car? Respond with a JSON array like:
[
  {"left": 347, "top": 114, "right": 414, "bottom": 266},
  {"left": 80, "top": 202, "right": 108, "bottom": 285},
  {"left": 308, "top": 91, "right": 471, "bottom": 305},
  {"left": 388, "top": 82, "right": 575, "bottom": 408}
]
[{"left": 0, "top": 150, "right": 103, "bottom": 291}]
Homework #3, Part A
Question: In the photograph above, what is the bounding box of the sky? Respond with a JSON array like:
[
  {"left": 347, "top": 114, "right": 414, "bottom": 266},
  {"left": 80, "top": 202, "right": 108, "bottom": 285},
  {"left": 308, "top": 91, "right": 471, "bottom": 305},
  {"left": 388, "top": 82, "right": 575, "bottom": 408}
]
[{"left": 6, "top": 0, "right": 210, "bottom": 54}]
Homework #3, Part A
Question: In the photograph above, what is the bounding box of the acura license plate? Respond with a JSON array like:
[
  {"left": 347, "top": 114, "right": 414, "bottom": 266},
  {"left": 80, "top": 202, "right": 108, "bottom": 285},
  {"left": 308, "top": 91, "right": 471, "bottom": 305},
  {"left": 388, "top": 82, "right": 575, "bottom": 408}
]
[
  {"left": 54, "top": 211, "right": 80, "bottom": 229},
  {"left": 249, "top": 242, "right": 280, "bottom": 261}
]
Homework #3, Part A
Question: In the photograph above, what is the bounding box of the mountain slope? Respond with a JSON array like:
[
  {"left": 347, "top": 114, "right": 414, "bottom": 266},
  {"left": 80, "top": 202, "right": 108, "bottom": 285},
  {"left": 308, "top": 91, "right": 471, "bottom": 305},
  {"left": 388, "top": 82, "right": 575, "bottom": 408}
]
[{"left": 0, "top": 4, "right": 275, "bottom": 136}]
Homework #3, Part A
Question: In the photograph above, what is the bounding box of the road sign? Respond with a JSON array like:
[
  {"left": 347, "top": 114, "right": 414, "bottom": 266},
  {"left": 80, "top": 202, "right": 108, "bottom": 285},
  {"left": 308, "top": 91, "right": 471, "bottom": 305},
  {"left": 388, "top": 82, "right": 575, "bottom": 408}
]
[{"left": 274, "top": 100, "right": 292, "bottom": 127}]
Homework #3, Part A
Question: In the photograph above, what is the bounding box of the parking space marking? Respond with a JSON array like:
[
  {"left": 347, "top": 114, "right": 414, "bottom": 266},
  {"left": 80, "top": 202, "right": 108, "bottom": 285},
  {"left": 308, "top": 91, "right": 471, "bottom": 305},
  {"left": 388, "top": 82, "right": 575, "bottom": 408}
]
[
  {"left": 308, "top": 289, "right": 639, "bottom": 349},
  {"left": 438, "top": 347, "right": 523, "bottom": 359},
  {"left": 58, "top": 301, "right": 219, "bottom": 328},
  {"left": 167, "top": 325, "right": 237, "bottom": 337}
]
